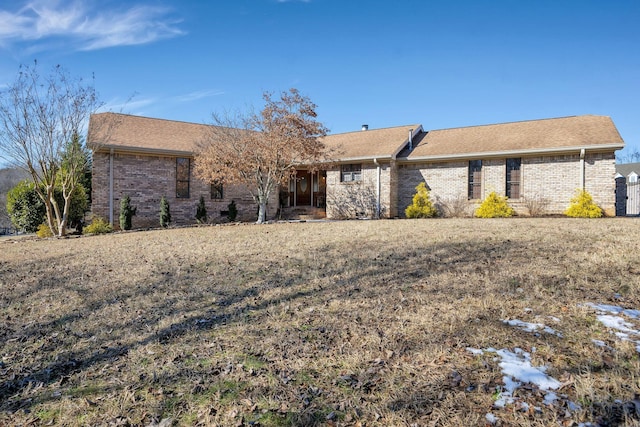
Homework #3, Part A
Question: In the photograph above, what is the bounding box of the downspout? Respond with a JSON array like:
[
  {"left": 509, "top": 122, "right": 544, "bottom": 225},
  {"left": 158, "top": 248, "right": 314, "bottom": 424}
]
[
  {"left": 373, "top": 158, "right": 381, "bottom": 218},
  {"left": 580, "top": 148, "right": 586, "bottom": 191},
  {"left": 109, "top": 148, "right": 114, "bottom": 225}
]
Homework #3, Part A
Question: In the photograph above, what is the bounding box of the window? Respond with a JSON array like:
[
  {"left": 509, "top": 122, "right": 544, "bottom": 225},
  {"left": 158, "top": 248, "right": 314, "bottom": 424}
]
[
  {"left": 176, "top": 157, "right": 190, "bottom": 198},
  {"left": 341, "top": 164, "right": 362, "bottom": 182},
  {"left": 506, "top": 158, "right": 521, "bottom": 199},
  {"left": 468, "top": 160, "right": 482, "bottom": 199},
  {"left": 211, "top": 181, "right": 224, "bottom": 199}
]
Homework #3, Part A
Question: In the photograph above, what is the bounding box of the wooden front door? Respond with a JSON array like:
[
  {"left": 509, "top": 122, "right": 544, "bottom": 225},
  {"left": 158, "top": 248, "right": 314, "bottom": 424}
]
[{"left": 296, "top": 171, "right": 311, "bottom": 206}]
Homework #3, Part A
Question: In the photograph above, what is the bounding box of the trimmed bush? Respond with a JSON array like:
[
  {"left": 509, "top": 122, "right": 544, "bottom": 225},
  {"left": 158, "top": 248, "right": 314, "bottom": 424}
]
[
  {"left": 7, "top": 180, "right": 45, "bottom": 233},
  {"left": 565, "top": 189, "right": 603, "bottom": 218},
  {"left": 475, "top": 191, "right": 514, "bottom": 218},
  {"left": 36, "top": 223, "right": 53, "bottom": 238},
  {"left": 196, "top": 195, "right": 207, "bottom": 223},
  {"left": 160, "top": 196, "right": 171, "bottom": 228},
  {"left": 84, "top": 217, "right": 113, "bottom": 235},
  {"left": 227, "top": 200, "right": 237, "bottom": 222},
  {"left": 6, "top": 180, "right": 87, "bottom": 233},
  {"left": 119, "top": 194, "right": 137, "bottom": 230},
  {"left": 405, "top": 182, "right": 437, "bottom": 218}
]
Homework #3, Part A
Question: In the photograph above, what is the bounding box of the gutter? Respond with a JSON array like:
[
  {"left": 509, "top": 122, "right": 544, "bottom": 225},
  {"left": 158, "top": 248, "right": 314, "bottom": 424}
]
[
  {"left": 96, "top": 144, "right": 194, "bottom": 158},
  {"left": 400, "top": 143, "right": 625, "bottom": 163},
  {"left": 109, "top": 148, "right": 114, "bottom": 225},
  {"left": 580, "top": 148, "right": 586, "bottom": 190},
  {"left": 373, "top": 158, "right": 381, "bottom": 218}
]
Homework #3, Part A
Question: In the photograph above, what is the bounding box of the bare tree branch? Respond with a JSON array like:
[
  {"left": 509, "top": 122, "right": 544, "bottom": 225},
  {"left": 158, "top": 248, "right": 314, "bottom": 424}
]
[
  {"left": 195, "top": 89, "right": 329, "bottom": 223},
  {"left": 0, "top": 62, "right": 100, "bottom": 236}
]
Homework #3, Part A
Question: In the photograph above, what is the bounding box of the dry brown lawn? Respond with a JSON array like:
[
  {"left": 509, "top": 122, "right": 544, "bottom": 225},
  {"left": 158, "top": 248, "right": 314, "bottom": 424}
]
[{"left": 1, "top": 218, "right": 640, "bottom": 426}]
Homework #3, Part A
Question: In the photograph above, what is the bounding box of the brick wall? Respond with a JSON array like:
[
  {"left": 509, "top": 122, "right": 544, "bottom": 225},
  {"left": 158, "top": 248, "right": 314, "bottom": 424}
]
[
  {"left": 397, "top": 151, "right": 617, "bottom": 217},
  {"left": 92, "top": 151, "right": 276, "bottom": 228},
  {"left": 325, "top": 161, "right": 395, "bottom": 219},
  {"left": 398, "top": 161, "right": 469, "bottom": 216}
]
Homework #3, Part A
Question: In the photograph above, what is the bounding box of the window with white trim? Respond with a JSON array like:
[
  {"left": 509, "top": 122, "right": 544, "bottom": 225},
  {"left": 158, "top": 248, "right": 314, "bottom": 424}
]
[{"left": 341, "top": 164, "right": 362, "bottom": 182}]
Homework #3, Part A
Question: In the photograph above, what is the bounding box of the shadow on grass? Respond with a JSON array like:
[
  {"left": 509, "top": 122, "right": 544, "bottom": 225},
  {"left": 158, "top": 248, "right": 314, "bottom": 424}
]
[{"left": 0, "top": 228, "right": 633, "bottom": 424}]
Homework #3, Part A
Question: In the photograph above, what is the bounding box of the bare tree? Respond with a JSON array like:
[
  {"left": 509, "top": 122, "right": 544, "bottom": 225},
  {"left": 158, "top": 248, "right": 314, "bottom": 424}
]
[
  {"left": 195, "top": 89, "right": 328, "bottom": 223},
  {"left": 0, "top": 62, "right": 99, "bottom": 236}
]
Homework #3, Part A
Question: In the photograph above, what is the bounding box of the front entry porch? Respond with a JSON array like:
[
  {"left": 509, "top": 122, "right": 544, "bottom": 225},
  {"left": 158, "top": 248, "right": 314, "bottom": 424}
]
[
  {"left": 279, "top": 170, "right": 327, "bottom": 219},
  {"left": 287, "top": 170, "right": 326, "bottom": 209}
]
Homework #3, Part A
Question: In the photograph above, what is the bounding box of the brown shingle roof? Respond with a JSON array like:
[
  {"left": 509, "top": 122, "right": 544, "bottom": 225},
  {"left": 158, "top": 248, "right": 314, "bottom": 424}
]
[
  {"left": 89, "top": 112, "right": 418, "bottom": 160},
  {"left": 88, "top": 112, "right": 211, "bottom": 155},
  {"left": 89, "top": 113, "right": 623, "bottom": 162},
  {"left": 406, "top": 115, "right": 624, "bottom": 160},
  {"left": 321, "top": 124, "right": 421, "bottom": 161}
]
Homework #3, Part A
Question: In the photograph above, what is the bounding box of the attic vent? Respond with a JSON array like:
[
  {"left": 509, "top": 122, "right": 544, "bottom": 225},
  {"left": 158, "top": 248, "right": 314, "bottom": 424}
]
[{"left": 361, "top": 124, "right": 368, "bottom": 131}]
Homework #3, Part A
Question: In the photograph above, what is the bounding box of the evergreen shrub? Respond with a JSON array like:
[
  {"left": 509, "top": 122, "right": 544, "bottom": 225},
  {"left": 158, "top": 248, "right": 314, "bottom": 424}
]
[
  {"left": 196, "top": 195, "right": 207, "bottom": 223},
  {"left": 564, "top": 189, "right": 603, "bottom": 218},
  {"left": 119, "top": 194, "right": 137, "bottom": 230},
  {"left": 227, "top": 200, "right": 237, "bottom": 222},
  {"left": 160, "top": 196, "right": 171, "bottom": 228},
  {"left": 84, "top": 217, "right": 113, "bottom": 235},
  {"left": 405, "top": 182, "right": 438, "bottom": 218},
  {"left": 475, "top": 191, "right": 514, "bottom": 218},
  {"left": 36, "top": 223, "right": 53, "bottom": 238}
]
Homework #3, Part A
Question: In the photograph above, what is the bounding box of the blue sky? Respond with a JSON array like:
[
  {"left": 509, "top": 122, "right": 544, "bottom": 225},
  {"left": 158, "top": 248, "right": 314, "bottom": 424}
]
[{"left": 1, "top": 0, "right": 639, "bottom": 158}]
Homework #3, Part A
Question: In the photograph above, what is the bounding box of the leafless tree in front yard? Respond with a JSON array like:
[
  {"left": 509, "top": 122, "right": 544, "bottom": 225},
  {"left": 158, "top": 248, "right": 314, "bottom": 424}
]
[
  {"left": 194, "top": 89, "right": 329, "bottom": 224},
  {"left": 0, "top": 62, "right": 100, "bottom": 236}
]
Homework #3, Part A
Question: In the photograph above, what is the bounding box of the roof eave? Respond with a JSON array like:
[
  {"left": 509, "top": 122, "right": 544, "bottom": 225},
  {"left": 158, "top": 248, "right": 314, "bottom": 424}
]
[
  {"left": 323, "top": 155, "right": 394, "bottom": 164},
  {"left": 401, "top": 143, "right": 625, "bottom": 162},
  {"left": 92, "top": 144, "right": 194, "bottom": 157}
]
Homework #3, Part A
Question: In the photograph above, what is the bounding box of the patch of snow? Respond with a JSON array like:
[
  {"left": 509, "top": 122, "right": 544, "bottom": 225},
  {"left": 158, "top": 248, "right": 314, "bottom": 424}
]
[
  {"left": 567, "top": 401, "right": 581, "bottom": 412},
  {"left": 471, "top": 347, "right": 561, "bottom": 410},
  {"left": 485, "top": 413, "right": 498, "bottom": 424},
  {"left": 495, "top": 348, "right": 560, "bottom": 390},
  {"left": 591, "top": 339, "right": 608, "bottom": 348},
  {"left": 585, "top": 303, "right": 640, "bottom": 353},
  {"left": 544, "top": 391, "right": 558, "bottom": 405},
  {"left": 503, "top": 319, "right": 563, "bottom": 337},
  {"left": 586, "top": 303, "right": 640, "bottom": 319},
  {"left": 597, "top": 315, "right": 638, "bottom": 336},
  {"left": 548, "top": 316, "right": 561, "bottom": 323}
]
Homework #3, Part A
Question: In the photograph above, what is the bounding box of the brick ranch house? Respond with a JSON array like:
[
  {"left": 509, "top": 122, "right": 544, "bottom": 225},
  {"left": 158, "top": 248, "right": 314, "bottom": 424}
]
[{"left": 88, "top": 113, "right": 624, "bottom": 226}]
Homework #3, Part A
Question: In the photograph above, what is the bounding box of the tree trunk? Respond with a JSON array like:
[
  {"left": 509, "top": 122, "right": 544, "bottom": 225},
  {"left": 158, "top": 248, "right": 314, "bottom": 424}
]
[
  {"left": 43, "top": 186, "right": 58, "bottom": 237},
  {"left": 59, "top": 193, "right": 72, "bottom": 237},
  {"left": 256, "top": 200, "right": 267, "bottom": 224},
  {"left": 50, "top": 191, "right": 65, "bottom": 237}
]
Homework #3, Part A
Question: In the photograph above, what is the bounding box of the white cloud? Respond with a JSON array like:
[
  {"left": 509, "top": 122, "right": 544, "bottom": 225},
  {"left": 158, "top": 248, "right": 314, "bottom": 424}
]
[
  {"left": 99, "top": 95, "right": 158, "bottom": 116},
  {"left": 173, "top": 90, "right": 225, "bottom": 103},
  {"left": 0, "top": 0, "right": 185, "bottom": 51}
]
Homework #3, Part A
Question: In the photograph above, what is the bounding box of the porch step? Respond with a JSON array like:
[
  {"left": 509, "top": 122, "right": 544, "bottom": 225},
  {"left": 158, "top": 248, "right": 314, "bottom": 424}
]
[{"left": 280, "top": 206, "right": 326, "bottom": 220}]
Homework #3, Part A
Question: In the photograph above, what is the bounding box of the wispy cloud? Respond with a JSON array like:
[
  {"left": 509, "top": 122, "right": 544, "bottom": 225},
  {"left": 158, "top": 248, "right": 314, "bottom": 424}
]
[
  {"left": 173, "top": 89, "right": 225, "bottom": 103},
  {"left": 99, "top": 95, "right": 158, "bottom": 115},
  {"left": 0, "top": 0, "right": 185, "bottom": 51}
]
